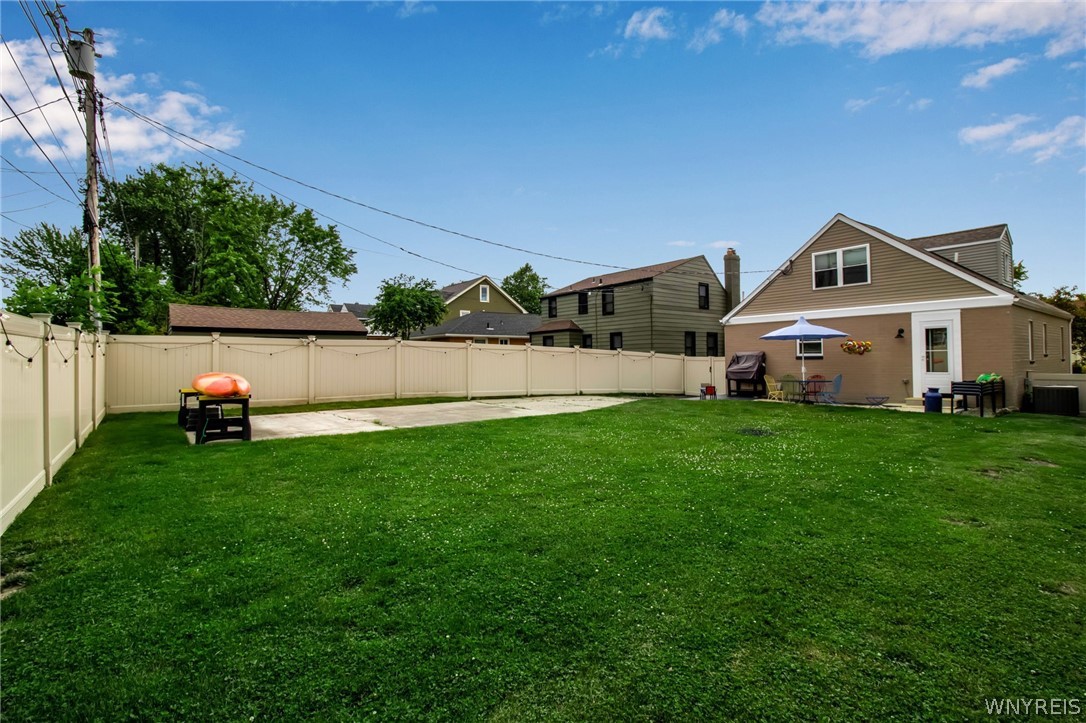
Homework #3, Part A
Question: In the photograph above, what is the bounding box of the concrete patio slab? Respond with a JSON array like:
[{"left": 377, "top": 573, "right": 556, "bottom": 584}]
[{"left": 189, "top": 395, "right": 636, "bottom": 444}]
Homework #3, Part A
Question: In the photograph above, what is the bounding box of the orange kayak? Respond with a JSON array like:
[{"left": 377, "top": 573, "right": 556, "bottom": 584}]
[{"left": 192, "top": 372, "right": 252, "bottom": 398}]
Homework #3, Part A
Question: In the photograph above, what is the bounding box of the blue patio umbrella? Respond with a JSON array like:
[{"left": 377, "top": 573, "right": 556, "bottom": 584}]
[{"left": 760, "top": 315, "right": 849, "bottom": 382}]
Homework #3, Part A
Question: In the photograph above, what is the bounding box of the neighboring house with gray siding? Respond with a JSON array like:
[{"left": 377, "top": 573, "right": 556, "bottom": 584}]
[{"left": 530, "top": 255, "right": 733, "bottom": 355}]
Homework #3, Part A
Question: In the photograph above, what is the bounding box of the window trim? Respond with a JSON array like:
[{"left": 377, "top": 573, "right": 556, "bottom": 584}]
[
  {"left": 479, "top": 284, "right": 490, "bottom": 303},
  {"left": 1027, "top": 320, "right": 1034, "bottom": 363},
  {"left": 577, "top": 292, "right": 589, "bottom": 315},
  {"left": 473, "top": 338, "right": 488, "bottom": 344},
  {"left": 1042, "top": 322, "right": 1049, "bottom": 357},
  {"left": 698, "top": 282, "right": 710, "bottom": 310},
  {"left": 796, "top": 339, "right": 824, "bottom": 359},
  {"left": 812, "top": 243, "right": 870, "bottom": 290},
  {"left": 459, "top": 310, "right": 471, "bottom": 317},
  {"left": 602, "top": 289, "right": 615, "bottom": 316},
  {"left": 498, "top": 338, "right": 510, "bottom": 346},
  {"left": 609, "top": 331, "right": 622, "bottom": 350},
  {"left": 547, "top": 297, "right": 557, "bottom": 318}
]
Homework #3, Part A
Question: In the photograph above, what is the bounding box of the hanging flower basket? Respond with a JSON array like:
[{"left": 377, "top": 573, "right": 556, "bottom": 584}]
[{"left": 840, "top": 338, "right": 873, "bottom": 355}]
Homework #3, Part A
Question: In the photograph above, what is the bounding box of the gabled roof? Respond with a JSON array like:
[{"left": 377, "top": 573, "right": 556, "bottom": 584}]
[
  {"left": 330, "top": 302, "right": 374, "bottom": 318},
  {"left": 413, "top": 312, "right": 542, "bottom": 340},
  {"left": 529, "top": 319, "right": 583, "bottom": 334},
  {"left": 722, "top": 214, "right": 1071, "bottom": 323},
  {"left": 439, "top": 275, "right": 528, "bottom": 313},
  {"left": 168, "top": 303, "right": 367, "bottom": 335},
  {"left": 906, "top": 224, "right": 1008, "bottom": 250},
  {"left": 543, "top": 257, "right": 697, "bottom": 298}
]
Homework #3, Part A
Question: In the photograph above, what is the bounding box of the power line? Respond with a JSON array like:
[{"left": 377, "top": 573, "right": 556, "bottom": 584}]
[
  {"left": 1, "top": 33, "right": 78, "bottom": 174},
  {"left": 18, "top": 0, "right": 86, "bottom": 142},
  {"left": 0, "top": 93, "right": 82, "bottom": 200},
  {"left": 0, "top": 96, "right": 66, "bottom": 123},
  {"left": 1, "top": 155, "right": 80, "bottom": 205},
  {"left": 106, "top": 97, "right": 629, "bottom": 272}
]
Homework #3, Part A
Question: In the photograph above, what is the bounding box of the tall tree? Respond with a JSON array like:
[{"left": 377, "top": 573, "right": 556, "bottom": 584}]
[
  {"left": 369, "top": 274, "right": 446, "bottom": 339},
  {"left": 100, "top": 163, "right": 356, "bottom": 310},
  {"left": 501, "top": 263, "right": 547, "bottom": 315}
]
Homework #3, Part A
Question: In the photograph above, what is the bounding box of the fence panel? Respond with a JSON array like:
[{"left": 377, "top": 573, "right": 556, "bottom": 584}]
[
  {"left": 78, "top": 332, "right": 95, "bottom": 443},
  {"left": 653, "top": 355, "right": 685, "bottom": 395},
  {"left": 579, "top": 349, "right": 621, "bottom": 394},
  {"left": 684, "top": 357, "right": 713, "bottom": 396},
  {"left": 220, "top": 337, "right": 309, "bottom": 406},
  {"left": 471, "top": 344, "right": 530, "bottom": 397},
  {"left": 106, "top": 336, "right": 214, "bottom": 412},
  {"left": 315, "top": 340, "right": 397, "bottom": 402},
  {"left": 619, "top": 351, "right": 654, "bottom": 394},
  {"left": 401, "top": 342, "right": 467, "bottom": 397},
  {"left": 526, "top": 346, "right": 576, "bottom": 396},
  {"left": 47, "top": 326, "right": 78, "bottom": 474}
]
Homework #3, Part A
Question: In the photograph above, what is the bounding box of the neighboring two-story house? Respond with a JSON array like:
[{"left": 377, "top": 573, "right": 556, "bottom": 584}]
[
  {"left": 530, "top": 254, "right": 734, "bottom": 356},
  {"left": 722, "top": 213, "right": 1073, "bottom": 406},
  {"left": 438, "top": 276, "right": 527, "bottom": 321}
]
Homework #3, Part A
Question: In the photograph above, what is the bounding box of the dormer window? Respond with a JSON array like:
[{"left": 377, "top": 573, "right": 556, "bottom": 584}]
[
  {"left": 479, "top": 284, "right": 490, "bottom": 303},
  {"left": 813, "top": 245, "right": 869, "bottom": 289}
]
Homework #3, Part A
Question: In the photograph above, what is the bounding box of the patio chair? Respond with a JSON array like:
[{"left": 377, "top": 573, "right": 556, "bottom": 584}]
[
  {"left": 779, "top": 374, "right": 801, "bottom": 402},
  {"left": 803, "top": 374, "right": 825, "bottom": 403},
  {"left": 817, "top": 374, "right": 843, "bottom": 404},
  {"left": 764, "top": 375, "right": 786, "bottom": 401}
]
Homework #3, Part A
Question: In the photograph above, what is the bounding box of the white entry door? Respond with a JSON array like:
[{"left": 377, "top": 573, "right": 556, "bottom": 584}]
[{"left": 911, "top": 311, "right": 962, "bottom": 396}]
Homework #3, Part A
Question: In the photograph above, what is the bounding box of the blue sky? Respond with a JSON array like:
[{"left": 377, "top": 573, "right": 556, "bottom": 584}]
[{"left": 2, "top": 1, "right": 1084, "bottom": 307}]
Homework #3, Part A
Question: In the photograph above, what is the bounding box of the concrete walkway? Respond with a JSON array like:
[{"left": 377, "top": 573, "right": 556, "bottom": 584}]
[{"left": 191, "top": 396, "right": 636, "bottom": 444}]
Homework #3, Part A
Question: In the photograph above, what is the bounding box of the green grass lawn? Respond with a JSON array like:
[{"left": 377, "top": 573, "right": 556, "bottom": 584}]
[{"left": 2, "top": 400, "right": 1083, "bottom": 720}]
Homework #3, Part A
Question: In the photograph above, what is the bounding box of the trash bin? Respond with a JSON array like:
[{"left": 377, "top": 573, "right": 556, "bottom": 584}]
[{"left": 923, "top": 387, "right": 943, "bottom": 413}]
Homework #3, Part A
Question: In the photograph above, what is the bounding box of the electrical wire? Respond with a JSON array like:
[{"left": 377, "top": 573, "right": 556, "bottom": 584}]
[
  {"left": 0, "top": 93, "right": 81, "bottom": 200},
  {"left": 19, "top": 0, "right": 86, "bottom": 141},
  {"left": 0, "top": 154, "right": 80, "bottom": 205},
  {"left": 0, "top": 95, "right": 66, "bottom": 123}
]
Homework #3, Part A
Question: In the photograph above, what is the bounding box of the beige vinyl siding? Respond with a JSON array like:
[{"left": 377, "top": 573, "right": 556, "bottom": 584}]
[
  {"left": 739, "top": 221, "right": 995, "bottom": 316},
  {"left": 930, "top": 240, "right": 1003, "bottom": 284},
  {"left": 443, "top": 280, "right": 522, "bottom": 320},
  {"left": 650, "top": 257, "right": 728, "bottom": 355}
]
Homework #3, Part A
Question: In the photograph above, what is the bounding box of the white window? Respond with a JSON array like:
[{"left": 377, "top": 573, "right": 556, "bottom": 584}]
[
  {"left": 1043, "top": 323, "right": 1049, "bottom": 357},
  {"left": 796, "top": 339, "right": 823, "bottom": 358},
  {"left": 459, "top": 310, "right": 470, "bottom": 317},
  {"left": 1028, "top": 320, "right": 1034, "bottom": 363},
  {"left": 1061, "top": 326, "right": 1066, "bottom": 361},
  {"left": 479, "top": 285, "right": 490, "bottom": 303},
  {"left": 498, "top": 338, "right": 510, "bottom": 345},
  {"left": 813, "top": 245, "right": 869, "bottom": 289}
]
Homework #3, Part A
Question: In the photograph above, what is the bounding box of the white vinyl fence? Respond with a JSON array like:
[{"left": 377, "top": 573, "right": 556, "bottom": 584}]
[
  {"left": 104, "top": 333, "right": 725, "bottom": 412},
  {"left": 1, "top": 312, "right": 105, "bottom": 534},
  {"left": 2, "top": 323, "right": 726, "bottom": 534}
]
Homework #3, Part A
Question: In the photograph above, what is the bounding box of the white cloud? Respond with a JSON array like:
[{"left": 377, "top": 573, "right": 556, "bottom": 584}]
[
  {"left": 589, "top": 42, "right": 623, "bottom": 60},
  {"left": 667, "top": 240, "right": 696, "bottom": 247},
  {"left": 961, "top": 57, "right": 1027, "bottom": 89},
  {"left": 688, "top": 9, "right": 751, "bottom": 53},
  {"left": 1007, "top": 115, "right": 1086, "bottom": 163},
  {"left": 397, "top": 1, "right": 436, "bottom": 19},
  {"left": 1065, "top": 61, "right": 1085, "bottom": 71},
  {"left": 959, "top": 114, "right": 1036, "bottom": 145},
  {"left": 756, "top": 0, "right": 1086, "bottom": 58},
  {"left": 624, "top": 7, "right": 674, "bottom": 42},
  {"left": 909, "top": 97, "right": 933, "bottom": 112},
  {"left": 845, "top": 97, "right": 877, "bottom": 113},
  {"left": 707, "top": 241, "right": 739, "bottom": 249},
  {"left": 0, "top": 35, "right": 242, "bottom": 169}
]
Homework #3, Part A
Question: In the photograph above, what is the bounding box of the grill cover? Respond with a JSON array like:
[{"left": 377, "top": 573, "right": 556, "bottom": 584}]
[{"left": 726, "top": 352, "right": 766, "bottom": 380}]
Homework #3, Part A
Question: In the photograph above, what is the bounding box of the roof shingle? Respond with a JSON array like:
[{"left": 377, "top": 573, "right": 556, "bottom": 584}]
[
  {"left": 169, "top": 304, "right": 367, "bottom": 335},
  {"left": 543, "top": 258, "right": 695, "bottom": 298}
]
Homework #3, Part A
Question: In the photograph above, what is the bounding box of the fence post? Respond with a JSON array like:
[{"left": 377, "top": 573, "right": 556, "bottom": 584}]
[
  {"left": 650, "top": 351, "right": 656, "bottom": 396},
  {"left": 394, "top": 339, "right": 403, "bottom": 399},
  {"left": 526, "top": 344, "right": 533, "bottom": 397},
  {"left": 72, "top": 328, "right": 81, "bottom": 447},
  {"left": 617, "top": 348, "right": 623, "bottom": 393},
  {"left": 307, "top": 336, "right": 317, "bottom": 404},
  {"left": 211, "top": 332, "right": 221, "bottom": 370},
  {"left": 465, "top": 341, "right": 473, "bottom": 400},
  {"left": 574, "top": 345, "right": 581, "bottom": 395},
  {"left": 91, "top": 333, "right": 99, "bottom": 428},
  {"left": 681, "top": 354, "right": 687, "bottom": 396},
  {"left": 40, "top": 321, "right": 52, "bottom": 487}
]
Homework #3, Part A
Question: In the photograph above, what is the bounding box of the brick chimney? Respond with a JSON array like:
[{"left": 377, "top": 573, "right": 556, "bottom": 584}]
[{"left": 723, "top": 248, "right": 741, "bottom": 311}]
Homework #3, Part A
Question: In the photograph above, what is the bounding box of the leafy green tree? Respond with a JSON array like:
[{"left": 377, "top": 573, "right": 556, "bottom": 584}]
[
  {"left": 100, "top": 163, "right": 356, "bottom": 310},
  {"left": 369, "top": 274, "right": 446, "bottom": 339},
  {"left": 1032, "top": 285, "right": 1086, "bottom": 368},
  {"left": 501, "top": 263, "right": 547, "bottom": 315},
  {"left": 1012, "top": 260, "right": 1029, "bottom": 290}
]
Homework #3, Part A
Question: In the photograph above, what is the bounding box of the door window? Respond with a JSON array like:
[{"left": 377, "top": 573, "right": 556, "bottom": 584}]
[{"left": 925, "top": 328, "right": 948, "bottom": 373}]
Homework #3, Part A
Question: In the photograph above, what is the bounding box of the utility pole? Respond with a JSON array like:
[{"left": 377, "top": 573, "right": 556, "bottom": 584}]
[{"left": 66, "top": 28, "right": 101, "bottom": 330}]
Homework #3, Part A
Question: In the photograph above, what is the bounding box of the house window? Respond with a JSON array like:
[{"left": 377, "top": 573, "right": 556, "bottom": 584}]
[
  {"left": 473, "top": 338, "right": 488, "bottom": 344},
  {"left": 1004, "top": 252, "right": 1012, "bottom": 285},
  {"left": 706, "top": 332, "right": 719, "bottom": 357},
  {"left": 1061, "top": 326, "right": 1066, "bottom": 361},
  {"left": 582, "top": 334, "right": 593, "bottom": 349},
  {"left": 609, "top": 332, "right": 622, "bottom": 350},
  {"left": 1027, "top": 320, "right": 1034, "bottom": 363},
  {"left": 602, "top": 289, "right": 615, "bottom": 316},
  {"left": 684, "top": 331, "right": 696, "bottom": 356},
  {"left": 542, "top": 336, "right": 555, "bottom": 347},
  {"left": 480, "top": 285, "right": 490, "bottom": 303},
  {"left": 460, "top": 310, "right": 471, "bottom": 317},
  {"left": 1042, "top": 323, "right": 1048, "bottom": 357},
  {"left": 796, "top": 339, "right": 823, "bottom": 358},
  {"left": 547, "top": 297, "right": 557, "bottom": 318},
  {"left": 499, "top": 338, "right": 510, "bottom": 345},
  {"left": 578, "top": 292, "right": 588, "bottom": 315},
  {"left": 813, "top": 245, "right": 869, "bottom": 289},
  {"left": 698, "top": 283, "right": 710, "bottom": 309}
]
